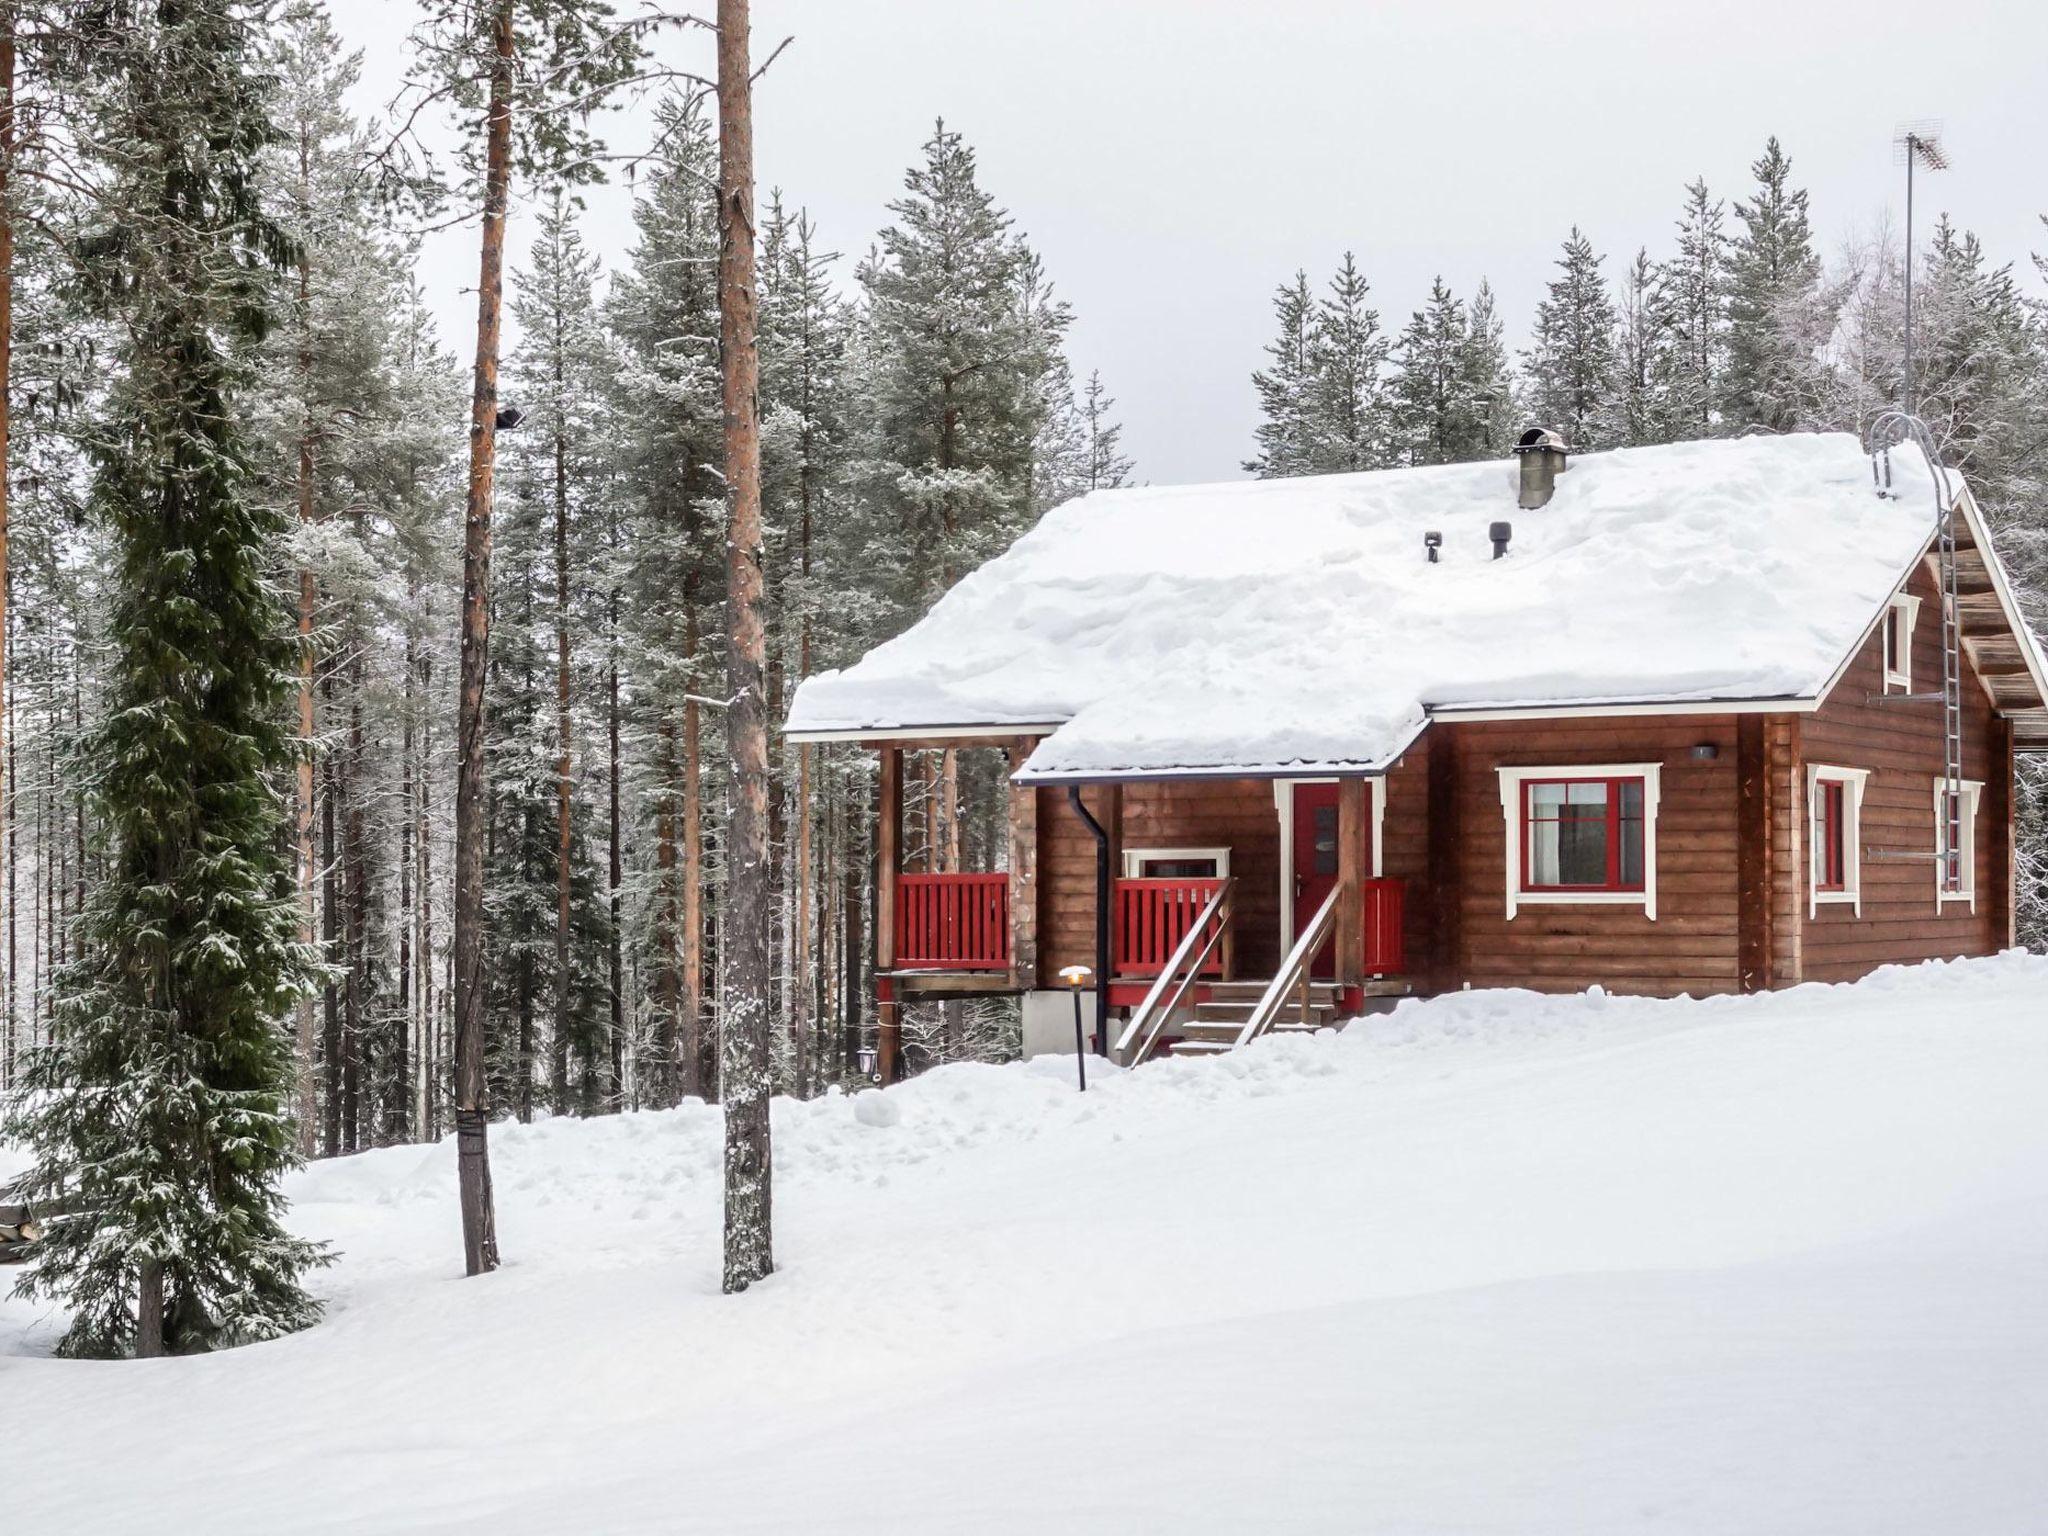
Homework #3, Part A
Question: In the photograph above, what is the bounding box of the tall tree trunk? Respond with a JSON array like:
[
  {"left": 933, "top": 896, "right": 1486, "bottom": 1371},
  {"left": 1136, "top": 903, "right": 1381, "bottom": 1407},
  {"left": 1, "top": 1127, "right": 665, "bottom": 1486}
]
[
  {"left": 681, "top": 604, "right": 703, "bottom": 1098},
  {"left": 552, "top": 349, "right": 573, "bottom": 1114},
  {"left": 453, "top": 0, "right": 513, "bottom": 1276},
  {"left": 417, "top": 685, "right": 435, "bottom": 1140},
  {"left": 293, "top": 226, "right": 318, "bottom": 1155},
  {"left": 607, "top": 561, "right": 624, "bottom": 1105},
  {"left": 320, "top": 737, "right": 340, "bottom": 1159},
  {"left": 342, "top": 677, "right": 366, "bottom": 1153},
  {"left": 0, "top": 12, "right": 13, "bottom": 1086},
  {"left": 653, "top": 710, "right": 680, "bottom": 1103},
  {"left": 717, "top": 0, "right": 772, "bottom": 1292}
]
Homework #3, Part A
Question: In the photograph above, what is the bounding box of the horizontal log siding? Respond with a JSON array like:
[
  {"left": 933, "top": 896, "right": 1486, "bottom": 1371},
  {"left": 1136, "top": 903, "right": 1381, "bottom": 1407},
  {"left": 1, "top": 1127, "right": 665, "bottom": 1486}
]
[
  {"left": 1798, "top": 559, "right": 2003, "bottom": 982},
  {"left": 1038, "top": 779, "right": 1284, "bottom": 980},
  {"left": 1444, "top": 715, "right": 1745, "bottom": 997}
]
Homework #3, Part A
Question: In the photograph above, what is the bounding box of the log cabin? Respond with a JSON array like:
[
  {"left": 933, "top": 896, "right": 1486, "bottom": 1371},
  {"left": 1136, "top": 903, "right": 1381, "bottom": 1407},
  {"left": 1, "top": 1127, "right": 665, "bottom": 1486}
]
[{"left": 787, "top": 431, "right": 2048, "bottom": 1080}]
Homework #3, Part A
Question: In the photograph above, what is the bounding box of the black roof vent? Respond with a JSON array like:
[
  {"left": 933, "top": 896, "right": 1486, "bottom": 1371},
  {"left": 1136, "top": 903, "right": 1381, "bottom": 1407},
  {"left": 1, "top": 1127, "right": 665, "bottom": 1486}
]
[{"left": 1489, "top": 520, "right": 1513, "bottom": 559}]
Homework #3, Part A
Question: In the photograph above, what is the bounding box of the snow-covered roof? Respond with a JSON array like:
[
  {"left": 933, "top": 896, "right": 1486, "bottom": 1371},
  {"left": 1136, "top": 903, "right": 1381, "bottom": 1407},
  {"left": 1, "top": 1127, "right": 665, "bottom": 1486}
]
[{"left": 787, "top": 433, "right": 1954, "bottom": 779}]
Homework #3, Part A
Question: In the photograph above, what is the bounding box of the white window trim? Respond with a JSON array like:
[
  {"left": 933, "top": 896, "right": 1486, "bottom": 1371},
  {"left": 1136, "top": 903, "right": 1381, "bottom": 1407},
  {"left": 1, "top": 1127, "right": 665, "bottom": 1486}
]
[
  {"left": 1807, "top": 764, "right": 1871, "bottom": 918},
  {"left": 1495, "top": 763, "right": 1662, "bottom": 921},
  {"left": 1932, "top": 778, "right": 1984, "bottom": 912},
  {"left": 1273, "top": 778, "right": 1385, "bottom": 953},
  {"left": 1120, "top": 846, "right": 1232, "bottom": 880},
  {"left": 1883, "top": 594, "right": 1922, "bottom": 693}
]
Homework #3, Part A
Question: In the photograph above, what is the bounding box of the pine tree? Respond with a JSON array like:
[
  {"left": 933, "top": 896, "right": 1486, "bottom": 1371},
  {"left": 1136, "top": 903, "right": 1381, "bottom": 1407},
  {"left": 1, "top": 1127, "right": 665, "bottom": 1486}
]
[
  {"left": 1080, "top": 370, "right": 1133, "bottom": 490},
  {"left": 607, "top": 91, "right": 724, "bottom": 1107},
  {"left": 4, "top": 0, "right": 325, "bottom": 1358},
  {"left": 1615, "top": 247, "right": 1672, "bottom": 446},
  {"left": 1653, "top": 177, "right": 1730, "bottom": 436},
  {"left": 1522, "top": 227, "right": 1620, "bottom": 449},
  {"left": 1305, "top": 252, "right": 1388, "bottom": 472},
  {"left": 1722, "top": 137, "right": 1822, "bottom": 433},
  {"left": 1459, "top": 280, "right": 1516, "bottom": 456},
  {"left": 1245, "top": 271, "right": 1316, "bottom": 478},
  {"left": 1389, "top": 277, "right": 1472, "bottom": 466}
]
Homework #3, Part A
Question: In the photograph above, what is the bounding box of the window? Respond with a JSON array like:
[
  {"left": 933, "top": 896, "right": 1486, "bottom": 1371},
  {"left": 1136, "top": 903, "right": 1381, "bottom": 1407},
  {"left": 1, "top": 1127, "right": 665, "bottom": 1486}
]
[
  {"left": 1524, "top": 778, "right": 1645, "bottom": 891},
  {"left": 1496, "top": 764, "right": 1662, "bottom": 920},
  {"left": 1883, "top": 594, "right": 1921, "bottom": 693},
  {"left": 1932, "top": 778, "right": 1984, "bottom": 911},
  {"left": 1807, "top": 765, "right": 1870, "bottom": 917},
  {"left": 1122, "top": 847, "right": 1229, "bottom": 881}
]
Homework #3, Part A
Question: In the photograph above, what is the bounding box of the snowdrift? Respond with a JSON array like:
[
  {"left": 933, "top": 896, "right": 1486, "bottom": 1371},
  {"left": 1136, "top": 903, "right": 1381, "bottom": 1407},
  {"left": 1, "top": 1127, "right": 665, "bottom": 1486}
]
[{"left": 5, "top": 954, "right": 2047, "bottom": 1534}]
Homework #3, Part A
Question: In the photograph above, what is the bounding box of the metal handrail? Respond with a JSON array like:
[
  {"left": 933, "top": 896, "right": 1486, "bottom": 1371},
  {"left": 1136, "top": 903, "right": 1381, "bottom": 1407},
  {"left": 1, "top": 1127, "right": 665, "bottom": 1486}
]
[
  {"left": 1114, "top": 877, "right": 1234, "bottom": 1065},
  {"left": 1237, "top": 885, "right": 1341, "bottom": 1049}
]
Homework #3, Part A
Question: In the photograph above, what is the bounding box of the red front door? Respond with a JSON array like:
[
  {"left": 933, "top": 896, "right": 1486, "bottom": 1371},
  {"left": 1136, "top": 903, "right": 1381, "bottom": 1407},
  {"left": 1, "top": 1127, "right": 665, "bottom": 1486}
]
[{"left": 1292, "top": 783, "right": 1341, "bottom": 979}]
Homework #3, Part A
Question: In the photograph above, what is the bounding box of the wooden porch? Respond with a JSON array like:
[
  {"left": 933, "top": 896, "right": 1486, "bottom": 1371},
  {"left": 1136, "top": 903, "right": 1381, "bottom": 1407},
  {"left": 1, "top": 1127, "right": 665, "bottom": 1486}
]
[{"left": 870, "top": 745, "right": 1408, "bottom": 1079}]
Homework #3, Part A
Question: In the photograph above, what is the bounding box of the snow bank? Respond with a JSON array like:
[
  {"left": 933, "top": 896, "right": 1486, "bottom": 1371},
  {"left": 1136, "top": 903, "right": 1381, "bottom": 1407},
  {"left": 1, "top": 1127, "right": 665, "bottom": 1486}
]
[
  {"left": 788, "top": 433, "right": 1944, "bottom": 775},
  {"left": 5, "top": 953, "right": 2046, "bottom": 1534}
]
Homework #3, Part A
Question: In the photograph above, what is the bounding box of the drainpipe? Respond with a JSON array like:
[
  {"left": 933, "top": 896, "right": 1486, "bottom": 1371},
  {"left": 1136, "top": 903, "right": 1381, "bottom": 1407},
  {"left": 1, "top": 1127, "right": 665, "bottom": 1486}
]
[{"left": 1068, "top": 785, "right": 1111, "bottom": 1054}]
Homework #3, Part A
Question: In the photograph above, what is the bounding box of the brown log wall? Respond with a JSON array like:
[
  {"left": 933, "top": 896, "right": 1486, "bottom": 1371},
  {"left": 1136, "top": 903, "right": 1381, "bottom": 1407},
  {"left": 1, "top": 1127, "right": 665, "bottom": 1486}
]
[{"left": 1795, "top": 558, "right": 2004, "bottom": 982}]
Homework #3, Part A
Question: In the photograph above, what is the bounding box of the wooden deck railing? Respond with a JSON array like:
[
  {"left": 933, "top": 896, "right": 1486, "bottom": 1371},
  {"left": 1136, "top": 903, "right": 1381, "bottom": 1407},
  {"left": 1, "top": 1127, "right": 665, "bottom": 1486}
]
[
  {"left": 1363, "top": 876, "right": 1405, "bottom": 976},
  {"left": 1115, "top": 878, "right": 1228, "bottom": 977},
  {"left": 894, "top": 873, "right": 1010, "bottom": 971}
]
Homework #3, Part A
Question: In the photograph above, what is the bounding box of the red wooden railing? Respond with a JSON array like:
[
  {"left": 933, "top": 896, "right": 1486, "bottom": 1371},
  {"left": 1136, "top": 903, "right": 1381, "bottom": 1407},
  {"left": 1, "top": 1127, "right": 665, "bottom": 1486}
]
[
  {"left": 1364, "top": 876, "right": 1405, "bottom": 976},
  {"left": 1116, "top": 878, "right": 1227, "bottom": 978},
  {"left": 895, "top": 873, "right": 1010, "bottom": 971}
]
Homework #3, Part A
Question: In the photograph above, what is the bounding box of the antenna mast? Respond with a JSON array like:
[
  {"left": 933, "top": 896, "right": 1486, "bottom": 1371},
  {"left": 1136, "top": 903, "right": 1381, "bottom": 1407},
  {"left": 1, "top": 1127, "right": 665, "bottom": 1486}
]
[{"left": 1894, "top": 121, "right": 1948, "bottom": 415}]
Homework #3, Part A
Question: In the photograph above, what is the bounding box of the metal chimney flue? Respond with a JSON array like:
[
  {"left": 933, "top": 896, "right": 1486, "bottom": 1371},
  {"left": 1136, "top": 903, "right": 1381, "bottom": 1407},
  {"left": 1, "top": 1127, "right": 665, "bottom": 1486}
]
[{"left": 1515, "top": 425, "right": 1570, "bottom": 510}]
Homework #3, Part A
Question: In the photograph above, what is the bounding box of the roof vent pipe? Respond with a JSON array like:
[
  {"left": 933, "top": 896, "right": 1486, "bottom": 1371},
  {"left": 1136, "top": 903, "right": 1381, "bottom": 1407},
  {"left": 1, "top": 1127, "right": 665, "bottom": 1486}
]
[
  {"left": 1489, "top": 521, "right": 1512, "bottom": 559},
  {"left": 1515, "top": 425, "right": 1570, "bottom": 510},
  {"left": 1423, "top": 530, "right": 1442, "bottom": 564}
]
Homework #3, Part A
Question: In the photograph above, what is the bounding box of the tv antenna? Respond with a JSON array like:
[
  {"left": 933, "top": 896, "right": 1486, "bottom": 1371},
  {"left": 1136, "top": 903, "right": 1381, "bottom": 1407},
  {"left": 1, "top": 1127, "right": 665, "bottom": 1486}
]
[{"left": 1893, "top": 121, "right": 1949, "bottom": 415}]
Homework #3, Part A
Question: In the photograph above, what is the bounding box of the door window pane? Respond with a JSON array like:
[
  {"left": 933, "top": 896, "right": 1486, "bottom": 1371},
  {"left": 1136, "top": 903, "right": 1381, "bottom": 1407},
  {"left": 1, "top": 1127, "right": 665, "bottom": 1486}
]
[{"left": 1311, "top": 804, "right": 1339, "bottom": 876}]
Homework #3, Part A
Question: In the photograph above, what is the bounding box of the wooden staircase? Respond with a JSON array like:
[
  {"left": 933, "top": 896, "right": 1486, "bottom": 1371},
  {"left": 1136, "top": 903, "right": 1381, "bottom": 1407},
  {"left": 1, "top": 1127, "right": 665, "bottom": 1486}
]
[{"left": 1162, "top": 979, "right": 1346, "bottom": 1057}]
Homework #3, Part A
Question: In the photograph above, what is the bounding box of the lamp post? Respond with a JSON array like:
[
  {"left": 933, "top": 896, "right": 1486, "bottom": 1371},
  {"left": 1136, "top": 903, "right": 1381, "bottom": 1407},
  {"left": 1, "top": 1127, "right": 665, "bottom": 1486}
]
[{"left": 1058, "top": 964, "right": 1092, "bottom": 1092}]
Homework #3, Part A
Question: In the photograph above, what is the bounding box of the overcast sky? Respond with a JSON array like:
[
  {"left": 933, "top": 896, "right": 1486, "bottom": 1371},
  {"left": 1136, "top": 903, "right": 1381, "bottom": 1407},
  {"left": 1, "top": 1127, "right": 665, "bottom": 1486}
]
[{"left": 330, "top": 0, "right": 2048, "bottom": 486}]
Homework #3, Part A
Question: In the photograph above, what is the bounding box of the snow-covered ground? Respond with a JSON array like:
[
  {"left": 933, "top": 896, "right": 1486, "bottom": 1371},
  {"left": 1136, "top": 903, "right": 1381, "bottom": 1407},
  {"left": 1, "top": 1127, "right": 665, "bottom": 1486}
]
[{"left": 5, "top": 955, "right": 2047, "bottom": 1534}]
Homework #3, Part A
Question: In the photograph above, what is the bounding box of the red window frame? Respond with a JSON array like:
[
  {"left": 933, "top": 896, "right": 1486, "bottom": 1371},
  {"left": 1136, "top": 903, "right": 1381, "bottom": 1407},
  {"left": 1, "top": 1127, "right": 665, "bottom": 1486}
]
[
  {"left": 1815, "top": 779, "right": 1847, "bottom": 892},
  {"left": 1520, "top": 776, "right": 1646, "bottom": 894}
]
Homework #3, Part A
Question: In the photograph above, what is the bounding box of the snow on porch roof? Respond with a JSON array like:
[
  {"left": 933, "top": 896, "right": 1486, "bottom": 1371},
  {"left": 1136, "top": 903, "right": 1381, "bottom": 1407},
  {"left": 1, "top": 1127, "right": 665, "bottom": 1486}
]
[{"left": 784, "top": 432, "right": 1947, "bottom": 780}]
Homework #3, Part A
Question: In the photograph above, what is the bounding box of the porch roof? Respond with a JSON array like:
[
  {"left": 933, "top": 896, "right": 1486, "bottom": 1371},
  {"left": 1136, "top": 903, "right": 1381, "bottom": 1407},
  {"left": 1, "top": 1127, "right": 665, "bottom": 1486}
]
[{"left": 787, "top": 433, "right": 1990, "bottom": 779}]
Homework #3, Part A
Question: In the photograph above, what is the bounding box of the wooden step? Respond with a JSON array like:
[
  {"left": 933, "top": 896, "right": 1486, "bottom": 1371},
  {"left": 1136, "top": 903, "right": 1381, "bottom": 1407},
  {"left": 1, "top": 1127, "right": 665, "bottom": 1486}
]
[{"left": 1204, "top": 978, "right": 1343, "bottom": 1001}]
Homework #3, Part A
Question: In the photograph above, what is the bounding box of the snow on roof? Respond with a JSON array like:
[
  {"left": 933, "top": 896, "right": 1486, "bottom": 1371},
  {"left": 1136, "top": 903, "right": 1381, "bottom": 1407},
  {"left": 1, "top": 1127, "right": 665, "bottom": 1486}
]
[{"left": 786, "top": 433, "right": 1946, "bottom": 779}]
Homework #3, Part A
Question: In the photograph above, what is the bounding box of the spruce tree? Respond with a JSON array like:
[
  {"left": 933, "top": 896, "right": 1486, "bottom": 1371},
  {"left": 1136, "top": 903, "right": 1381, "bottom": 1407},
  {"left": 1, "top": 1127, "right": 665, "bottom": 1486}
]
[
  {"left": 1460, "top": 280, "right": 1516, "bottom": 456},
  {"left": 1306, "top": 252, "right": 1389, "bottom": 471},
  {"left": 1080, "top": 370, "right": 1133, "bottom": 490},
  {"left": 1389, "top": 276, "right": 1471, "bottom": 466},
  {"left": 1722, "top": 137, "right": 1822, "bottom": 432},
  {"left": 1245, "top": 270, "right": 1316, "bottom": 477},
  {"left": 4, "top": 0, "right": 324, "bottom": 1358},
  {"left": 1654, "top": 177, "right": 1730, "bottom": 436},
  {"left": 1522, "top": 227, "right": 1620, "bottom": 449}
]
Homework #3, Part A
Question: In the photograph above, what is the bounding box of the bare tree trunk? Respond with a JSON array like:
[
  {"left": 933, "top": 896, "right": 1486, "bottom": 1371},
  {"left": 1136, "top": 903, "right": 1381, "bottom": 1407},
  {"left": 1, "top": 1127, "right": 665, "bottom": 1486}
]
[
  {"left": 320, "top": 734, "right": 340, "bottom": 1158},
  {"left": 292, "top": 226, "right": 318, "bottom": 1155},
  {"left": 607, "top": 557, "right": 624, "bottom": 1106},
  {"left": 551, "top": 334, "right": 573, "bottom": 1114},
  {"left": 653, "top": 711, "right": 680, "bottom": 1103},
  {"left": 134, "top": 1258, "right": 164, "bottom": 1359},
  {"left": 681, "top": 605, "right": 704, "bottom": 1098},
  {"left": 717, "top": 0, "right": 773, "bottom": 1292},
  {"left": 453, "top": 0, "right": 513, "bottom": 1276},
  {"left": 0, "top": 15, "right": 13, "bottom": 1088}
]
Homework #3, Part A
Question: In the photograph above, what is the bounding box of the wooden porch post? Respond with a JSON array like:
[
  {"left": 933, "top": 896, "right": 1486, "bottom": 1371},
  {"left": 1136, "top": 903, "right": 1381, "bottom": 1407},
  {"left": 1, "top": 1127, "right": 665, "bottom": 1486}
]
[
  {"left": 1336, "top": 777, "right": 1365, "bottom": 987},
  {"left": 1736, "top": 715, "right": 1773, "bottom": 992},
  {"left": 875, "top": 745, "right": 901, "bottom": 1082},
  {"left": 1005, "top": 740, "right": 1039, "bottom": 991},
  {"left": 1991, "top": 716, "right": 2016, "bottom": 949},
  {"left": 1426, "top": 726, "right": 1462, "bottom": 991}
]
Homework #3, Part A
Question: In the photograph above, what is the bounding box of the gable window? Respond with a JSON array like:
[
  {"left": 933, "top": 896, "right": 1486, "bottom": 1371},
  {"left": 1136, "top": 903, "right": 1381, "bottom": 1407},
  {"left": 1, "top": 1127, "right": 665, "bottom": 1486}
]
[
  {"left": 1807, "top": 765, "right": 1870, "bottom": 917},
  {"left": 1932, "top": 778, "right": 1983, "bottom": 910},
  {"left": 1882, "top": 594, "right": 1921, "bottom": 693},
  {"left": 1497, "top": 764, "right": 1661, "bottom": 920}
]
